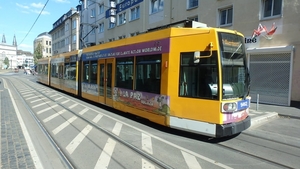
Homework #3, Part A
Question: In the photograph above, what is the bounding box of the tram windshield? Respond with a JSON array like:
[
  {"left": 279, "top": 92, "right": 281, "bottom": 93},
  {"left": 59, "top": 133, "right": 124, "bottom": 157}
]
[{"left": 218, "top": 32, "right": 250, "bottom": 100}]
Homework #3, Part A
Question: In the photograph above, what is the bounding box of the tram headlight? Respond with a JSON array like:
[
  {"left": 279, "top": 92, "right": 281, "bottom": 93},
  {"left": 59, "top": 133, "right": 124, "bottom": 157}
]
[{"left": 222, "top": 102, "right": 237, "bottom": 112}]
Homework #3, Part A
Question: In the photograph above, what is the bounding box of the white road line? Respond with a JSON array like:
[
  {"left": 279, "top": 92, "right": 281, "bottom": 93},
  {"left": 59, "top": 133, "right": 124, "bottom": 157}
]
[
  {"left": 55, "top": 96, "right": 64, "bottom": 101},
  {"left": 182, "top": 151, "right": 202, "bottom": 169},
  {"left": 142, "top": 159, "right": 155, "bottom": 169},
  {"left": 69, "top": 103, "right": 78, "bottom": 109},
  {"left": 32, "top": 101, "right": 51, "bottom": 109},
  {"left": 94, "top": 138, "right": 116, "bottom": 169},
  {"left": 37, "top": 105, "right": 58, "bottom": 114},
  {"left": 50, "top": 94, "right": 58, "bottom": 97},
  {"left": 43, "top": 110, "right": 66, "bottom": 123},
  {"left": 112, "top": 122, "right": 122, "bottom": 136},
  {"left": 79, "top": 108, "right": 89, "bottom": 115},
  {"left": 30, "top": 97, "right": 48, "bottom": 103},
  {"left": 92, "top": 114, "right": 103, "bottom": 123},
  {"left": 61, "top": 100, "right": 70, "bottom": 104},
  {"left": 142, "top": 133, "right": 153, "bottom": 154},
  {"left": 23, "top": 93, "right": 34, "bottom": 97},
  {"left": 21, "top": 91, "right": 34, "bottom": 95},
  {"left": 66, "top": 124, "right": 93, "bottom": 154},
  {"left": 52, "top": 116, "right": 77, "bottom": 135},
  {"left": 4, "top": 79, "right": 44, "bottom": 169},
  {"left": 26, "top": 95, "right": 42, "bottom": 100}
]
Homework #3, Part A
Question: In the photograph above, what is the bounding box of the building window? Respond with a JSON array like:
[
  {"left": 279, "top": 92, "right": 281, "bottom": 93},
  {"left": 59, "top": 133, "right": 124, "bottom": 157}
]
[
  {"left": 49, "top": 41, "right": 51, "bottom": 45},
  {"left": 98, "top": 4, "right": 104, "bottom": 15},
  {"left": 91, "top": 8, "right": 96, "bottom": 17},
  {"left": 98, "top": 23, "right": 104, "bottom": 33},
  {"left": 187, "top": 0, "right": 198, "bottom": 9},
  {"left": 72, "top": 20, "right": 77, "bottom": 29},
  {"left": 108, "top": 20, "right": 116, "bottom": 29},
  {"left": 188, "top": 15, "right": 198, "bottom": 22},
  {"left": 65, "top": 23, "right": 69, "bottom": 31},
  {"left": 46, "top": 41, "right": 48, "bottom": 45},
  {"left": 73, "top": 35, "right": 76, "bottom": 43},
  {"left": 130, "top": 6, "right": 140, "bottom": 21},
  {"left": 150, "top": 0, "right": 164, "bottom": 14},
  {"left": 219, "top": 6, "right": 233, "bottom": 26},
  {"left": 118, "top": 12, "right": 126, "bottom": 25},
  {"left": 262, "top": 0, "right": 282, "bottom": 18}
]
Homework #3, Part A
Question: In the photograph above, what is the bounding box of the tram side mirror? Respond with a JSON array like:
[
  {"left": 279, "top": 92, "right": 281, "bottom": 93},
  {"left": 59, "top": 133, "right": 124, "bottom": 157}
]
[{"left": 194, "top": 51, "right": 200, "bottom": 63}]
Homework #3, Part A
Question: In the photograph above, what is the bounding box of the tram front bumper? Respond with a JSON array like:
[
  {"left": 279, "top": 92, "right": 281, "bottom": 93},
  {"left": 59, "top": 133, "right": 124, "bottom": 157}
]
[{"left": 216, "top": 116, "right": 251, "bottom": 138}]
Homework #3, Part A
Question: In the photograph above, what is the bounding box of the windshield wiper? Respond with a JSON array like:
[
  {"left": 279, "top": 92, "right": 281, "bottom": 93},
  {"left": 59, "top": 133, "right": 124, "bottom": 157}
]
[{"left": 229, "top": 43, "right": 242, "bottom": 59}]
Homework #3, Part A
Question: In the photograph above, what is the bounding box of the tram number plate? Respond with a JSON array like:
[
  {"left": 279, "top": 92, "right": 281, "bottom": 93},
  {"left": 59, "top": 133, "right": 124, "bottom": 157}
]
[{"left": 237, "top": 99, "right": 249, "bottom": 110}]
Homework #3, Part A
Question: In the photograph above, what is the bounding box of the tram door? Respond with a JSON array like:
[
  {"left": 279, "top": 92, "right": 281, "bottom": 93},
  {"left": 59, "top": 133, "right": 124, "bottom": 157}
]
[{"left": 98, "top": 58, "right": 114, "bottom": 107}]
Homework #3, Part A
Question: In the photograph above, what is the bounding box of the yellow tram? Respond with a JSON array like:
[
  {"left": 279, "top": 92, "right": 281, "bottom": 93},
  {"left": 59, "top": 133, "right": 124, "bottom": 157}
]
[{"left": 38, "top": 21, "right": 251, "bottom": 137}]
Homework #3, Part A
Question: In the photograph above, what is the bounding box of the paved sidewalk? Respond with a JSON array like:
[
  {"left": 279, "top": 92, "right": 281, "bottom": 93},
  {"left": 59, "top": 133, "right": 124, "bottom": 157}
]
[{"left": 249, "top": 102, "right": 300, "bottom": 128}]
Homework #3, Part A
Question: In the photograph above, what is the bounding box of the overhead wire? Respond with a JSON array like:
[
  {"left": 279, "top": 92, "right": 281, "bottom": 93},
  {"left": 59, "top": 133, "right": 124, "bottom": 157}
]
[{"left": 18, "top": 0, "right": 50, "bottom": 48}]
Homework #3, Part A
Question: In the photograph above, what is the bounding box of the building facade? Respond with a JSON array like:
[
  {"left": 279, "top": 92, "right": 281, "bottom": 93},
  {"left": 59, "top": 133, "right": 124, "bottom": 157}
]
[
  {"left": 49, "top": 8, "right": 80, "bottom": 55},
  {"left": 77, "top": 0, "right": 299, "bottom": 106},
  {"left": 33, "top": 32, "right": 52, "bottom": 58},
  {"left": 0, "top": 34, "right": 18, "bottom": 69}
]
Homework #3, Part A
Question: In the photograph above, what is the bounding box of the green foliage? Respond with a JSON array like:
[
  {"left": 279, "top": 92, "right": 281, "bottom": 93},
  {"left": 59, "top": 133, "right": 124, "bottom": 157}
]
[
  {"left": 4, "top": 57, "right": 9, "bottom": 68},
  {"left": 34, "top": 43, "right": 43, "bottom": 62}
]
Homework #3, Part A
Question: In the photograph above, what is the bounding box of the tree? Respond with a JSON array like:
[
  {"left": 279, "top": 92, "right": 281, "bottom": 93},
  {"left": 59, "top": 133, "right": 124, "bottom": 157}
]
[
  {"left": 4, "top": 57, "right": 9, "bottom": 69},
  {"left": 34, "top": 43, "right": 43, "bottom": 65}
]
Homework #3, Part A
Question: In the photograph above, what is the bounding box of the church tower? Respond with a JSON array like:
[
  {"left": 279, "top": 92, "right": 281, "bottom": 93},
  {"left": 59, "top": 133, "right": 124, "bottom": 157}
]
[
  {"left": 13, "top": 34, "right": 17, "bottom": 46},
  {"left": 2, "top": 34, "right": 6, "bottom": 43}
]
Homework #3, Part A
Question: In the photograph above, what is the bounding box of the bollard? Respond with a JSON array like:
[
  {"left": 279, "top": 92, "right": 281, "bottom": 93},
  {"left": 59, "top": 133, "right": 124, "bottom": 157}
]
[{"left": 256, "top": 94, "right": 259, "bottom": 111}]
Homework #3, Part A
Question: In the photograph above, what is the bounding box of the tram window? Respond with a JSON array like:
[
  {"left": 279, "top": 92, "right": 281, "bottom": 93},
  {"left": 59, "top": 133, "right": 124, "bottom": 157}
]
[
  {"left": 51, "top": 64, "right": 58, "bottom": 78},
  {"left": 90, "top": 61, "right": 97, "bottom": 84},
  {"left": 179, "top": 52, "right": 218, "bottom": 100},
  {"left": 83, "top": 61, "right": 89, "bottom": 83},
  {"left": 45, "top": 65, "right": 48, "bottom": 75},
  {"left": 116, "top": 57, "right": 134, "bottom": 89},
  {"left": 69, "top": 63, "right": 76, "bottom": 80},
  {"left": 64, "top": 63, "right": 70, "bottom": 79},
  {"left": 58, "top": 65, "right": 63, "bottom": 79},
  {"left": 136, "top": 54, "right": 161, "bottom": 94}
]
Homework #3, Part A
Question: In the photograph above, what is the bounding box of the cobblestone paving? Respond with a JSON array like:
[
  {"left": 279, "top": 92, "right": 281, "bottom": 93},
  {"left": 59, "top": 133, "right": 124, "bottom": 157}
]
[{"left": 0, "top": 82, "right": 36, "bottom": 169}]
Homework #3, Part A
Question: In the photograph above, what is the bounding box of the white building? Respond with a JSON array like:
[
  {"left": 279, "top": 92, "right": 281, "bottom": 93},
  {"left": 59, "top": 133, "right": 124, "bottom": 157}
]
[
  {"left": 0, "top": 34, "right": 17, "bottom": 69},
  {"left": 33, "top": 32, "right": 52, "bottom": 58}
]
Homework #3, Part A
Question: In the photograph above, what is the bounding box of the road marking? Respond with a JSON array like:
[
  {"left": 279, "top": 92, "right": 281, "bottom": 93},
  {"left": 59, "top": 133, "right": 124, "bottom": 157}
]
[
  {"left": 92, "top": 114, "right": 103, "bottom": 123},
  {"left": 52, "top": 116, "right": 77, "bottom": 135},
  {"left": 182, "top": 151, "right": 202, "bottom": 169},
  {"left": 66, "top": 124, "right": 92, "bottom": 154},
  {"left": 21, "top": 91, "right": 34, "bottom": 95},
  {"left": 79, "top": 108, "right": 89, "bottom": 115},
  {"left": 37, "top": 105, "right": 58, "bottom": 114},
  {"left": 30, "top": 97, "right": 48, "bottom": 103},
  {"left": 43, "top": 110, "right": 66, "bottom": 123},
  {"left": 142, "top": 133, "right": 153, "bottom": 154},
  {"left": 112, "top": 122, "right": 122, "bottom": 136},
  {"left": 23, "top": 93, "right": 34, "bottom": 97},
  {"left": 32, "top": 101, "right": 51, "bottom": 108},
  {"left": 26, "top": 95, "right": 42, "bottom": 100},
  {"left": 94, "top": 138, "right": 116, "bottom": 169},
  {"left": 142, "top": 159, "right": 155, "bottom": 169},
  {"left": 55, "top": 96, "right": 64, "bottom": 101},
  {"left": 61, "top": 100, "right": 70, "bottom": 104},
  {"left": 50, "top": 94, "right": 58, "bottom": 97},
  {"left": 69, "top": 103, "right": 78, "bottom": 109}
]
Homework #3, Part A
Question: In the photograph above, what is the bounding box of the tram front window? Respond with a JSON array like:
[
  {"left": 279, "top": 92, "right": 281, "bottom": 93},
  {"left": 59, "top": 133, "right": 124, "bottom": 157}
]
[{"left": 218, "top": 32, "right": 250, "bottom": 100}]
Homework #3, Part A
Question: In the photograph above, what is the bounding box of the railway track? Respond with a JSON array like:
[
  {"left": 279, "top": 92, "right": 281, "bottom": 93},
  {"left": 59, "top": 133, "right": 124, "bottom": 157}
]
[
  {"left": 3, "top": 74, "right": 299, "bottom": 169},
  {"left": 9, "top": 77, "right": 173, "bottom": 169}
]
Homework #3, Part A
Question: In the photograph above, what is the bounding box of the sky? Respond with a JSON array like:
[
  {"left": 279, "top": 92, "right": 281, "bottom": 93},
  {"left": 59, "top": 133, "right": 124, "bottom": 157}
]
[{"left": 0, "top": 0, "right": 79, "bottom": 53}]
